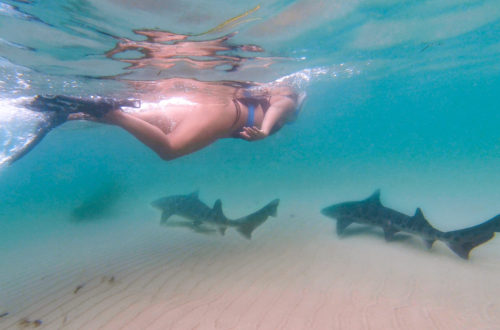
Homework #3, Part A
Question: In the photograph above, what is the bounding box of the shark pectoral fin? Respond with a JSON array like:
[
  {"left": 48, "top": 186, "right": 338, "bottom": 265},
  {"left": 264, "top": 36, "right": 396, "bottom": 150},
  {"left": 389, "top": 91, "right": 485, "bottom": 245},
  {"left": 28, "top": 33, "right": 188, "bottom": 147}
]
[
  {"left": 423, "top": 239, "right": 436, "bottom": 249},
  {"left": 383, "top": 227, "right": 399, "bottom": 241},
  {"left": 336, "top": 218, "right": 353, "bottom": 236},
  {"left": 160, "top": 211, "right": 172, "bottom": 224},
  {"left": 218, "top": 226, "right": 227, "bottom": 236},
  {"left": 189, "top": 224, "right": 217, "bottom": 235}
]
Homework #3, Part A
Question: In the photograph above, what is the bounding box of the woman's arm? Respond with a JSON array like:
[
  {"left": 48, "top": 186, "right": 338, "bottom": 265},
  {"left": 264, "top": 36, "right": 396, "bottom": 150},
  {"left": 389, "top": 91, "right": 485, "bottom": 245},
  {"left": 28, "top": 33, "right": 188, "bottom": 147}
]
[{"left": 239, "top": 95, "right": 296, "bottom": 141}]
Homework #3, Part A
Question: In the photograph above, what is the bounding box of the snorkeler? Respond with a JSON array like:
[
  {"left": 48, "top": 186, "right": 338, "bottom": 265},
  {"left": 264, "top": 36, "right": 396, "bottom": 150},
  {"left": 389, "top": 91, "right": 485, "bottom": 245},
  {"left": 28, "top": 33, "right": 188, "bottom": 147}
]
[{"left": 11, "top": 79, "right": 306, "bottom": 163}]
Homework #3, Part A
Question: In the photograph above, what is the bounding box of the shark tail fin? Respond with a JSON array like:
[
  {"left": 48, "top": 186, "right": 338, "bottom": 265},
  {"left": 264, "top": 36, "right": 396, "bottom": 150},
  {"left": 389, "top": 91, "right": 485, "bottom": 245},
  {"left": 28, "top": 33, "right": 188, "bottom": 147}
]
[
  {"left": 487, "top": 214, "right": 500, "bottom": 232},
  {"left": 212, "top": 199, "right": 228, "bottom": 235},
  {"left": 442, "top": 214, "right": 500, "bottom": 259},
  {"left": 236, "top": 199, "right": 280, "bottom": 239},
  {"left": 454, "top": 214, "right": 500, "bottom": 233},
  {"left": 444, "top": 228, "right": 496, "bottom": 259},
  {"left": 265, "top": 199, "right": 279, "bottom": 217},
  {"left": 212, "top": 199, "right": 225, "bottom": 217},
  {"left": 446, "top": 232, "right": 494, "bottom": 259}
]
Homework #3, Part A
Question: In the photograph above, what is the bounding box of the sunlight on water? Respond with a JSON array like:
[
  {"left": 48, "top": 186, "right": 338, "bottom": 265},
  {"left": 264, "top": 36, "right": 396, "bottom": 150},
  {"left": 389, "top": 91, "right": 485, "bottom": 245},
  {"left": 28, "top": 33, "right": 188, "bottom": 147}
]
[{"left": 0, "top": 97, "right": 46, "bottom": 166}]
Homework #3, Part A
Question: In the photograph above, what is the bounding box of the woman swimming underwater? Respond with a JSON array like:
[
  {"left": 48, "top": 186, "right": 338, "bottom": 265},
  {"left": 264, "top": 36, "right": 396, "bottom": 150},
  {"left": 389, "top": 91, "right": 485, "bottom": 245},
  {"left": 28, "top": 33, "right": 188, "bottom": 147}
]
[{"left": 7, "top": 77, "right": 306, "bottom": 164}]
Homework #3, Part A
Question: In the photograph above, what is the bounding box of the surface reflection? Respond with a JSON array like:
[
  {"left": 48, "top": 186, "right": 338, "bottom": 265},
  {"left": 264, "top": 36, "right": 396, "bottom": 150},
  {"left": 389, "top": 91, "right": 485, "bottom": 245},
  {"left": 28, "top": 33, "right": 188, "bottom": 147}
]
[{"left": 106, "top": 29, "right": 275, "bottom": 73}]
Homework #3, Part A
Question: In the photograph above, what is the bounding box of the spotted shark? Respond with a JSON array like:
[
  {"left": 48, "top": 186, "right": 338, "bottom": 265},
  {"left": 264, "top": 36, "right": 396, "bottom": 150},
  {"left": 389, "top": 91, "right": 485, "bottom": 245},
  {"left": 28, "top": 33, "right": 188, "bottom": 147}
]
[
  {"left": 151, "top": 191, "right": 279, "bottom": 239},
  {"left": 321, "top": 190, "right": 500, "bottom": 259}
]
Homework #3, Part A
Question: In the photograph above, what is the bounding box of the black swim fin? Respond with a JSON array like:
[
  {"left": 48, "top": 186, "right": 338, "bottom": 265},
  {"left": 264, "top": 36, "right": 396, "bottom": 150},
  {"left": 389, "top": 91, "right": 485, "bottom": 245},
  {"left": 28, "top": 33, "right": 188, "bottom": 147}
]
[
  {"left": 27, "top": 95, "right": 141, "bottom": 118},
  {"left": 6, "top": 110, "right": 68, "bottom": 164},
  {"left": 7, "top": 95, "right": 140, "bottom": 165}
]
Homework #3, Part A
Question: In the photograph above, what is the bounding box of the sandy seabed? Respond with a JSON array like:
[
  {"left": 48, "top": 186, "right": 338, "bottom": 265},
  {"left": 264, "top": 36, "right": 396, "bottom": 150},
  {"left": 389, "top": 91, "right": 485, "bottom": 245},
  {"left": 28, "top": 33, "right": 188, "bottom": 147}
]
[{"left": 1, "top": 205, "right": 500, "bottom": 330}]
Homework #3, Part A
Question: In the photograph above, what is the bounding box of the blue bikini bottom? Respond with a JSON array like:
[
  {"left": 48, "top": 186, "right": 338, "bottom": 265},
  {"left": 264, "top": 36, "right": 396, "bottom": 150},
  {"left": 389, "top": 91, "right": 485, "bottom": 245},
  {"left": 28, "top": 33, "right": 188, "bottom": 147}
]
[{"left": 245, "top": 103, "right": 255, "bottom": 127}]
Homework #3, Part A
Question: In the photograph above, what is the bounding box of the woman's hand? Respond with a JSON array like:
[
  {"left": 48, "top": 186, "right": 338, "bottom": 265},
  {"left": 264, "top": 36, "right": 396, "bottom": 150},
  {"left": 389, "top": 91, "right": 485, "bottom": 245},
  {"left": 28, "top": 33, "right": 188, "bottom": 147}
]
[{"left": 239, "top": 126, "right": 268, "bottom": 141}]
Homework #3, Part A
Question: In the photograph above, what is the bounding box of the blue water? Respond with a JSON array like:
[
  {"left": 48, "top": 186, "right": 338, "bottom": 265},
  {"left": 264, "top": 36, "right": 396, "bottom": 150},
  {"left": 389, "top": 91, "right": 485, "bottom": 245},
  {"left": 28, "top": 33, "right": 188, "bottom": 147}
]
[{"left": 1, "top": 1, "right": 500, "bottom": 328}]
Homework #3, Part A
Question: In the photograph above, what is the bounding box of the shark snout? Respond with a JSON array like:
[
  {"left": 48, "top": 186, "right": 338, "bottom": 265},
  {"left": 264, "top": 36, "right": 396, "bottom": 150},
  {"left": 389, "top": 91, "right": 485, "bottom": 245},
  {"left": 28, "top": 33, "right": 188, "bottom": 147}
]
[
  {"left": 150, "top": 201, "right": 161, "bottom": 209},
  {"left": 321, "top": 206, "right": 337, "bottom": 218}
]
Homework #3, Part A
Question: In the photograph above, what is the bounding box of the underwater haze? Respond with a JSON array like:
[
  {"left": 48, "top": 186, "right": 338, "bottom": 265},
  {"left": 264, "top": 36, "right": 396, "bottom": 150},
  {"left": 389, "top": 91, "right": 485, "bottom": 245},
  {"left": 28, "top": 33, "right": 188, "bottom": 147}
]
[{"left": 1, "top": 1, "right": 500, "bottom": 329}]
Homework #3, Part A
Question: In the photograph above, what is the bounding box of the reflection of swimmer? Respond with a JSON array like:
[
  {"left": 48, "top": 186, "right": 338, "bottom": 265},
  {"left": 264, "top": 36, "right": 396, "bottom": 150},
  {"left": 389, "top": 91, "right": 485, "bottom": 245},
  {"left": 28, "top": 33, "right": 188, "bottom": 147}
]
[
  {"left": 11, "top": 78, "right": 306, "bottom": 163},
  {"left": 106, "top": 30, "right": 264, "bottom": 72}
]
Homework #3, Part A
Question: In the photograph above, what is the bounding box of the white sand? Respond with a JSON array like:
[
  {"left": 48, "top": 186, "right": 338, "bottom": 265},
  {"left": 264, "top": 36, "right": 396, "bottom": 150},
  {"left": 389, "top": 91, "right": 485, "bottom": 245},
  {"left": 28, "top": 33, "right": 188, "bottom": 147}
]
[{"left": 1, "top": 206, "right": 500, "bottom": 330}]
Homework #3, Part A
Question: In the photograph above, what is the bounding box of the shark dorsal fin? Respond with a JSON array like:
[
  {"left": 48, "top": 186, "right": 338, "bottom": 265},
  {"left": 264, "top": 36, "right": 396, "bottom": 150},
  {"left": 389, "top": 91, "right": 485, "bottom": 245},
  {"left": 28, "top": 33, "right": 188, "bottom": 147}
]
[
  {"left": 411, "top": 208, "right": 435, "bottom": 230},
  {"left": 413, "top": 208, "right": 428, "bottom": 223},
  {"left": 414, "top": 207, "right": 424, "bottom": 218},
  {"left": 213, "top": 199, "right": 223, "bottom": 217},
  {"left": 366, "top": 189, "right": 381, "bottom": 204},
  {"left": 213, "top": 199, "right": 227, "bottom": 235},
  {"left": 188, "top": 190, "right": 199, "bottom": 199},
  {"left": 412, "top": 208, "right": 438, "bottom": 248}
]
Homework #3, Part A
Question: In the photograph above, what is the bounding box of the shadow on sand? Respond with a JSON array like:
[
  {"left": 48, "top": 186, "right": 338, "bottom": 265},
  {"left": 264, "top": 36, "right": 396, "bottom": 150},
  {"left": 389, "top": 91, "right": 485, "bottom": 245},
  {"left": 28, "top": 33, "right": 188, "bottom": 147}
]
[{"left": 71, "top": 181, "right": 124, "bottom": 222}]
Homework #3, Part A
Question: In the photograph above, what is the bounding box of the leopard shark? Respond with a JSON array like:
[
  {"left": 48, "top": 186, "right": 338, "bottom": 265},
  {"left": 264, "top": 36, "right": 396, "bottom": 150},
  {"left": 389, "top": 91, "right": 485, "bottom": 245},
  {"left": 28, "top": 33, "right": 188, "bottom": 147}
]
[
  {"left": 321, "top": 190, "right": 500, "bottom": 259},
  {"left": 151, "top": 191, "right": 279, "bottom": 239}
]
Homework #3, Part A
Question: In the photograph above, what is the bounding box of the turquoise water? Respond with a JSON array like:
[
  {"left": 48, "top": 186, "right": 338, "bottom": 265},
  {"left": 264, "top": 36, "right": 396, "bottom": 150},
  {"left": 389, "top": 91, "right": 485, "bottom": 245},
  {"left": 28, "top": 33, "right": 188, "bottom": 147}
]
[{"left": 1, "top": 1, "right": 500, "bottom": 328}]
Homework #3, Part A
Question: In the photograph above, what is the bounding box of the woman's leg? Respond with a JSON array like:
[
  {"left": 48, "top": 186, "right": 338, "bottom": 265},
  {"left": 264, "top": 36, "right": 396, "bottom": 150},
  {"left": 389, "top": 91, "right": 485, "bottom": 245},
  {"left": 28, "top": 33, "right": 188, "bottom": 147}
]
[{"left": 104, "top": 109, "right": 225, "bottom": 160}]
